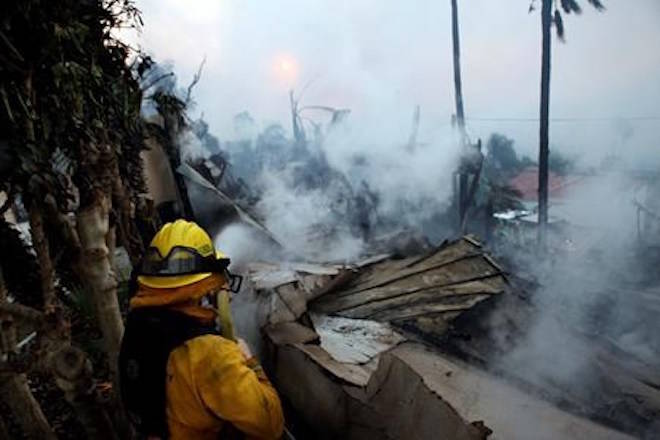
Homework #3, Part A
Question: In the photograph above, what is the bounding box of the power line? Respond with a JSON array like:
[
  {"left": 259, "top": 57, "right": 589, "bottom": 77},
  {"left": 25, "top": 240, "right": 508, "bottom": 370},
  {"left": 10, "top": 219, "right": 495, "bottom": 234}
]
[{"left": 466, "top": 116, "right": 660, "bottom": 123}]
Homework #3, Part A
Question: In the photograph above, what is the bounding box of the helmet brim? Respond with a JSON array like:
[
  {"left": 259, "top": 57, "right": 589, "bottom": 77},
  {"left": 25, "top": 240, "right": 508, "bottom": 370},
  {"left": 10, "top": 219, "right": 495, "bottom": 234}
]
[{"left": 137, "top": 272, "right": 213, "bottom": 289}]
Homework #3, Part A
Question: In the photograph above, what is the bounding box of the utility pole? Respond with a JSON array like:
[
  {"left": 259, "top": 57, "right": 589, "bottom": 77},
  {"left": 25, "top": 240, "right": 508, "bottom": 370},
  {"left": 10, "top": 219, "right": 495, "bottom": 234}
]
[
  {"left": 538, "top": 0, "right": 552, "bottom": 249},
  {"left": 451, "top": 0, "right": 468, "bottom": 229}
]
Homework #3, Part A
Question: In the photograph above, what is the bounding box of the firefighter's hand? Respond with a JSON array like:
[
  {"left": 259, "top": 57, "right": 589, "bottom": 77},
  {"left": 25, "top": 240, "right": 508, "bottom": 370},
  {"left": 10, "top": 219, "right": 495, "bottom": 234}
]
[{"left": 237, "top": 338, "right": 253, "bottom": 360}]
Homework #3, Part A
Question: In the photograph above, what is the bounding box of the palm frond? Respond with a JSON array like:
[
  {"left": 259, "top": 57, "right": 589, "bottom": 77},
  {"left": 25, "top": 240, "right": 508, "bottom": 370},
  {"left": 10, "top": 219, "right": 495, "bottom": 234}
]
[
  {"left": 560, "top": 0, "right": 582, "bottom": 14},
  {"left": 528, "top": 0, "right": 538, "bottom": 13},
  {"left": 586, "top": 0, "right": 606, "bottom": 11},
  {"left": 554, "top": 10, "right": 566, "bottom": 41}
]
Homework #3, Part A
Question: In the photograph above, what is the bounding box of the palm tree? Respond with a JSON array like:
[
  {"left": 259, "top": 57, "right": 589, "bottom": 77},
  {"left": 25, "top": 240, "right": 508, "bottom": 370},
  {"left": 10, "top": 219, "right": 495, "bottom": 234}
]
[{"left": 534, "top": 0, "right": 605, "bottom": 248}]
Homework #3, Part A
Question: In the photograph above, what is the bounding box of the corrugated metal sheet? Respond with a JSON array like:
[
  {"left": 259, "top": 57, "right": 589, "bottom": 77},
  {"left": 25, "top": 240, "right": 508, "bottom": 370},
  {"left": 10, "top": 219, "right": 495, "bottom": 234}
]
[{"left": 309, "top": 237, "right": 507, "bottom": 339}]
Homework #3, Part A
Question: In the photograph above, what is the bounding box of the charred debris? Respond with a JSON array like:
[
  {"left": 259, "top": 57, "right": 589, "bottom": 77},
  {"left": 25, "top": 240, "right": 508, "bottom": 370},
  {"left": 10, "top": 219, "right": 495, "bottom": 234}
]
[{"left": 138, "top": 71, "right": 660, "bottom": 439}]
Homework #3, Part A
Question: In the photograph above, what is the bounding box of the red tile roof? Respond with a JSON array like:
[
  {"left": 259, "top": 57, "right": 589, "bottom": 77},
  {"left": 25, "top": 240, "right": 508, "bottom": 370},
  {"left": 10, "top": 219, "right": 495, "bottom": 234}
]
[{"left": 509, "top": 167, "right": 580, "bottom": 201}]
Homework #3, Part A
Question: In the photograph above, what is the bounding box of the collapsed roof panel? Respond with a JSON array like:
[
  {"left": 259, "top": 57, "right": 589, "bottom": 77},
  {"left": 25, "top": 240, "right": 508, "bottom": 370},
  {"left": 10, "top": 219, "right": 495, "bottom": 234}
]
[
  {"left": 176, "top": 162, "right": 282, "bottom": 247},
  {"left": 252, "top": 236, "right": 633, "bottom": 439},
  {"left": 309, "top": 313, "right": 405, "bottom": 365},
  {"left": 310, "top": 237, "right": 506, "bottom": 339}
]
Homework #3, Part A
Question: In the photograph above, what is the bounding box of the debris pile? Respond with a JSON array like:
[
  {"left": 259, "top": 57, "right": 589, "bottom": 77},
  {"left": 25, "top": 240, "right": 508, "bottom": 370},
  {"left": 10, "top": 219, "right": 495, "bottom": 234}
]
[{"left": 246, "top": 237, "right": 635, "bottom": 439}]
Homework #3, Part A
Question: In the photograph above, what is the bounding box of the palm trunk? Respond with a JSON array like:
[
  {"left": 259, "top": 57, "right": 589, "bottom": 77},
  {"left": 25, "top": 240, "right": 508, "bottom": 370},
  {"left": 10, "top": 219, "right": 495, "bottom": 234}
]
[
  {"left": 451, "top": 0, "right": 468, "bottom": 228},
  {"left": 76, "top": 195, "right": 123, "bottom": 377},
  {"left": 538, "top": 0, "right": 552, "bottom": 249}
]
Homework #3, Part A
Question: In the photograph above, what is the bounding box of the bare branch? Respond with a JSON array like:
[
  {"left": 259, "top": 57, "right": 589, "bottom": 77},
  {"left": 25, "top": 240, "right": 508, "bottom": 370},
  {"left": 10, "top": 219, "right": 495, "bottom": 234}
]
[
  {"left": 0, "top": 85, "right": 15, "bottom": 124},
  {"left": 587, "top": 0, "right": 606, "bottom": 11},
  {"left": 185, "top": 56, "right": 207, "bottom": 106},
  {"left": 298, "top": 105, "right": 340, "bottom": 113},
  {"left": 0, "top": 190, "right": 13, "bottom": 217},
  {"left": 554, "top": 10, "right": 565, "bottom": 41},
  {"left": 0, "top": 29, "right": 25, "bottom": 62},
  {"left": 295, "top": 75, "right": 320, "bottom": 102},
  {"left": 28, "top": 204, "right": 57, "bottom": 311},
  {"left": 0, "top": 303, "right": 44, "bottom": 323},
  {"left": 142, "top": 72, "right": 175, "bottom": 91}
]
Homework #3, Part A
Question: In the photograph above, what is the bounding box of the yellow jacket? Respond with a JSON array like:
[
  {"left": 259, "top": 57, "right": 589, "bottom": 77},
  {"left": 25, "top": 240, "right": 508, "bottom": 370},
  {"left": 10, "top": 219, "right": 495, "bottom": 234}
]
[{"left": 165, "top": 334, "right": 284, "bottom": 439}]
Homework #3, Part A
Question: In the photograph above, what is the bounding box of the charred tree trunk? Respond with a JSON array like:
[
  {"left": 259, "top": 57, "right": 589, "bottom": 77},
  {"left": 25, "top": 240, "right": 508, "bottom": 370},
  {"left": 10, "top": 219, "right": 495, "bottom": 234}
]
[
  {"left": 538, "top": 0, "right": 552, "bottom": 249},
  {"left": 76, "top": 195, "right": 123, "bottom": 377},
  {"left": 451, "top": 0, "right": 469, "bottom": 229}
]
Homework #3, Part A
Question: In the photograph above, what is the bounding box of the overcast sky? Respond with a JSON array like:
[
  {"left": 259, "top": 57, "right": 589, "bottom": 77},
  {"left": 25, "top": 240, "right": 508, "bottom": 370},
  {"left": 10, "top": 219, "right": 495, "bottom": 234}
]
[{"left": 125, "top": 0, "right": 660, "bottom": 166}]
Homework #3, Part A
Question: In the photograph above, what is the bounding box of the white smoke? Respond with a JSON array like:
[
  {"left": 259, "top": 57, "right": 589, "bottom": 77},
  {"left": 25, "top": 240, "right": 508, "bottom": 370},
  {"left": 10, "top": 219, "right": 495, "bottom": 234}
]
[
  {"left": 254, "top": 170, "right": 365, "bottom": 262},
  {"left": 489, "top": 170, "right": 660, "bottom": 436},
  {"left": 325, "top": 123, "right": 461, "bottom": 223},
  {"left": 179, "top": 129, "right": 210, "bottom": 162}
]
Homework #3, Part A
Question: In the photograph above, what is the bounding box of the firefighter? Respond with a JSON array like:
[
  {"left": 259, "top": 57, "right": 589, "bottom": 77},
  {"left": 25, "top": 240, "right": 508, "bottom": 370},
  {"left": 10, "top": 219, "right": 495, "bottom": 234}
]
[{"left": 119, "top": 220, "right": 284, "bottom": 439}]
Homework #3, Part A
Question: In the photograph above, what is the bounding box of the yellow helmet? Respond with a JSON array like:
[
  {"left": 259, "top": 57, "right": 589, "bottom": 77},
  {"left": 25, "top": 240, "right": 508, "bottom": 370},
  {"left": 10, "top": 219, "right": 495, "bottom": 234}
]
[{"left": 137, "top": 220, "right": 230, "bottom": 289}]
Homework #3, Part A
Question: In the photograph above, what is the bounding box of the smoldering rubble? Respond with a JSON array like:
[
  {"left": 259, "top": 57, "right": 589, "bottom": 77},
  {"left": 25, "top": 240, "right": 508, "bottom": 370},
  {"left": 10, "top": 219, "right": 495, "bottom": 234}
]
[
  {"left": 139, "top": 101, "right": 660, "bottom": 439},
  {"left": 248, "top": 236, "right": 652, "bottom": 439}
]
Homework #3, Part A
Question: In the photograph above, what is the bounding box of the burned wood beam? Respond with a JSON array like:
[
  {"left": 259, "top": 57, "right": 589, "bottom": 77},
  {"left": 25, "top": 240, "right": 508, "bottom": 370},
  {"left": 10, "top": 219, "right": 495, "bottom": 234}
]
[
  {"left": 315, "top": 273, "right": 504, "bottom": 316},
  {"left": 313, "top": 254, "right": 498, "bottom": 312},
  {"left": 335, "top": 239, "right": 483, "bottom": 297},
  {"left": 307, "top": 269, "right": 359, "bottom": 302},
  {"left": 328, "top": 252, "right": 484, "bottom": 300}
]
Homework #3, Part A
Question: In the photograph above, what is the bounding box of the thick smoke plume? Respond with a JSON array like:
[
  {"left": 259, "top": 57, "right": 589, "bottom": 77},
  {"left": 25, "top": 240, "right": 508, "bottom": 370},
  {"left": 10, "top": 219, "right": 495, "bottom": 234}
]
[
  {"left": 487, "top": 170, "right": 660, "bottom": 437},
  {"left": 205, "top": 107, "right": 463, "bottom": 262},
  {"left": 146, "top": 61, "right": 660, "bottom": 437}
]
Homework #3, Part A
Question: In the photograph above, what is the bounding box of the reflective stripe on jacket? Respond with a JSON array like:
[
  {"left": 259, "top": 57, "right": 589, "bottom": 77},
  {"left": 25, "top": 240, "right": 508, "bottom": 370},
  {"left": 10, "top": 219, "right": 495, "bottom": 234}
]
[{"left": 165, "top": 334, "right": 284, "bottom": 439}]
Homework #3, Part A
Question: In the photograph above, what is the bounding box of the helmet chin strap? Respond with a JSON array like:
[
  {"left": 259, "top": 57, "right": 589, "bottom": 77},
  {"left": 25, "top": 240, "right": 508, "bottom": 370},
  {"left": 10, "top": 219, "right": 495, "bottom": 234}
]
[
  {"left": 215, "top": 290, "right": 236, "bottom": 341},
  {"left": 197, "top": 287, "right": 235, "bottom": 341}
]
